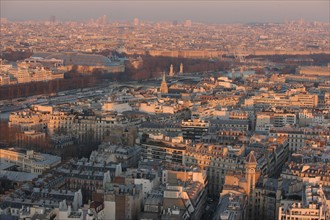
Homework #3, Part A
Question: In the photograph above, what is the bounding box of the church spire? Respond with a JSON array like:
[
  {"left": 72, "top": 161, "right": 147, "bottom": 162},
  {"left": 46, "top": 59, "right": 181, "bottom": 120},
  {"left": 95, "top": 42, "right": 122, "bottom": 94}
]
[
  {"left": 160, "top": 72, "right": 168, "bottom": 94},
  {"left": 246, "top": 151, "right": 257, "bottom": 196},
  {"left": 162, "top": 72, "right": 166, "bottom": 82},
  {"left": 169, "top": 64, "right": 174, "bottom": 77}
]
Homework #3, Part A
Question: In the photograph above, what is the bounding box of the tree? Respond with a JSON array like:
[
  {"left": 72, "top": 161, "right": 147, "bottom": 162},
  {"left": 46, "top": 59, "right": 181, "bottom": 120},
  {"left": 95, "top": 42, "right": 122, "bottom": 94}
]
[{"left": 0, "top": 176, "right": 14, "bottom": 194}]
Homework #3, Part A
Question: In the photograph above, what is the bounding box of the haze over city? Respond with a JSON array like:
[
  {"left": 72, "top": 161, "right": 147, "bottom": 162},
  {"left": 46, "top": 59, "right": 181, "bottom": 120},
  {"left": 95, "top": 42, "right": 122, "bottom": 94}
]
[{"left": 1, "top": 1, "right": 329, "bottom": 23}]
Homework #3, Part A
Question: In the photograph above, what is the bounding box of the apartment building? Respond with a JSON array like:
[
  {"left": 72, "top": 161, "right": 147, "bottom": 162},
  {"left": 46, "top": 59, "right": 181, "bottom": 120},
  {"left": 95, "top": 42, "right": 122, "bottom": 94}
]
[
  {"left": 181, "top": 119, "right": 210, "bottom": 143},
  {"left": 210, "top": 118, "right": 249, "bottom": 131},
  {"left": 55, "top": 158, "right": 123, "bottom": 201},
  {"left": 161, "top": 168, "right": 208, "bottom": 220},
  {"left": 270, "top": 127, "right": 330, "bottom": 152},
  {"left": 0, "top": 148, "right": 61, "bottom": 174},
  {"left": 103, "top": 183, "right": 143, "bottom": 220},
  {"left": 202, "top": 129, "right": 248, "bottom": 145},
  {"left": 252, "top": 93, "right": 318, "bottom": 109},
  {"left": 256, "top": 112, "right": 296, "bottom": 133},
  {"left": 184, "top": 143, "right": 246, "bottom": 195},
  {"left": 140, "top": 139, "right": 186, "bottom": 164},
  {"left": 16, "top": 130, "right": 46, "bottom": 148},
  {"left": 89, "top": 142, "right": 141, "bottom": 168},
  {"left": 9, "top": 110, "right": 49, "bottom": 131},
  {"left": 278, "top": 177, "right": 329, "bottom": 220},
  {"left": 253, "top": 177, "right": 282, "bottom": 220}
]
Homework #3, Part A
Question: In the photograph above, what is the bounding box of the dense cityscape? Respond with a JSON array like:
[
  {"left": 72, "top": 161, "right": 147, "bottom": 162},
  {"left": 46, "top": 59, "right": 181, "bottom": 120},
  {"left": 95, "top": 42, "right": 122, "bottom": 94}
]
[{"left": 0, "top": 5, "right": 330, "bottom": 220}]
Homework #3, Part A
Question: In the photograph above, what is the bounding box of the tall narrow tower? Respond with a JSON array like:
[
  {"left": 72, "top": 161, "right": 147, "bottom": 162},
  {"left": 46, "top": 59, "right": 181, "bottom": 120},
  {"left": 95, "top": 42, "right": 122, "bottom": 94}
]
[
  {"left": 169, "top": 64, "right": 174, "bottom": 77},
  {"left": 232, "top": 68, "right": 235, "bottom": 79},
  {"left": 180, "top": 63, "right": 183, "bottom": 74},
  {"left": 240, "top": 66, "right": 244, "bottom": 78},
  {"left": 133, "top": 17, "right": 139, "bottom": 26},
  {"left": 50, "top": 15, "right": 56, "bottom": 24},
  {"left": 245, "top": 151, "right": 257, "bottom": 196},
  {"left": 160, "top": 73, "right": 168, "bottom": 94}
]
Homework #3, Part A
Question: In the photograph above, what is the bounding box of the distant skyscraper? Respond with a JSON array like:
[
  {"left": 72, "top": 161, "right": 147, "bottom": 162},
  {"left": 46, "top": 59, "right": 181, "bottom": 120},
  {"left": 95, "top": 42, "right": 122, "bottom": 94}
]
[
  {"left": 50, "top": 15, "right": 56, "bottom": 23},
  {"left": 169, "top": 64, "right": 174, "bottom": 77},
  {"left": 96, "top": 15, "right": 108, "bottom": 25},
  {"left": 180, "top": 63, "right": 183, "bottom": 74},
  {"left": 133, "top": 18, "right": 139, "bottom": 26},
  {"left": 184, "top": 20, "right": 192, "bottom": 27}
]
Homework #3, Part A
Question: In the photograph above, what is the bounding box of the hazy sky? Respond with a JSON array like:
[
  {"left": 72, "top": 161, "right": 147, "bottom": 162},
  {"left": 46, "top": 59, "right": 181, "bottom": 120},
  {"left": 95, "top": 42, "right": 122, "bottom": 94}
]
[{"left": 1, "top": 1, "right": 329, "bottom": 23}]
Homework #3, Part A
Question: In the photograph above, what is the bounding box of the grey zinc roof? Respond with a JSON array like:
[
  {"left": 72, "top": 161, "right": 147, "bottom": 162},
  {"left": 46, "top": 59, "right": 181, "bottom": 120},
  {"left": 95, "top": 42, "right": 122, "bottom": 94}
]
[
  {"left": 0, "top": 170, "right": 38, "bottom": 182},
  {"left": 33, "top": 52, "right": 113, "bottom": 67}
]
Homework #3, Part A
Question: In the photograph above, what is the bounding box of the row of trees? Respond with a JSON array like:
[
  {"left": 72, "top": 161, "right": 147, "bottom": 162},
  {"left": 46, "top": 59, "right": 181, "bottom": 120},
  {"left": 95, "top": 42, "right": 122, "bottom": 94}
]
[
  {"left": 0, "top": 121, "right": 100, "bottom": 160},
  {"left": 0, "top": 54, "right": 232, "bottom": 99},
  {"left": 0, "top": 121, "right": 18, "bottom": 147},
  {"left": 247, "top": 53, "right": 330, "bottom": 66},
  {"left": 121, "top": 55, "right": 231, "bottom": 81},
  {"left": 0, "top": 76, "right": 100, "bottom": 100},
  {"left": 0, "top": 48, "right": 33, "bottom": 61}
]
